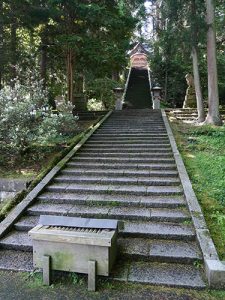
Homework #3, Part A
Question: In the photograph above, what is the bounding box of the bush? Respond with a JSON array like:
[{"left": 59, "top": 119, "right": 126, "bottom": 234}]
[{"left": 0, "top": 74, "right": 79, "bottom": 160}]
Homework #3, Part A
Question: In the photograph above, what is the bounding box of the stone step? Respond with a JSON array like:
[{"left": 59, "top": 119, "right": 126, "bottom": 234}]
[
  {"left": 174, "top": 114, "right": 197, "bottom": 117},
  {"left": 82, "top": 143, "right": 172, "bottom": 148},
  {"left": 46, "top": 183, "right": 183, "bottom": 196},
  {"left": 118, "top": 237, "right": 202, "bottom": 263},
  {"left": 71, "top": 157, "right": 175, "bottom": 164},
  {"left": 111, "top": 260, "right": 206, "bottom": 289},
  {"left": 61, "top": 168, "right": 179, "bottom": 178},
  {"left": 99, "top": 121, "right": 165, "bottom": 124},
  {"left": 53, "top": 175, "right": 180, "bottom": 186},
  {"left": 77, "top": 151, "right": 173, "bottom": 158},
  {"left": 94, "top": 125, "right": 164, "bottom": 128},
  {"left": 93, "top": 133, "right": 168, "bottom": 137},
  {"left": 80, "top": 147, "right": 172, "bottom": 153},
  {"left": 37, "top": 192, "right": 186, "bottom": 208},
  {"left": 99, "top": 127, "right": 165, "bottom": 129},
  {"left": 101, "top": 122, "right": 164, "bottom": 125},
  {"left": 100, "top": 124, "right": 165, "bottom": 127},
  {"left": 85, "top": 140, "right": 170, "bottom": 145},
  {"left": 101, "top": 123, "right": 164, "bottom": 127},
  {"left": 96, "top": 130, "right": 167, "bottom": 134},
  {"left": 176, "top": 117, "right": 195, "bottom": 120},
  {"left": 107, "top": 122, "right": 164, "bottom": 124},
  {"left": 0, "top": 231, "right": 32, "bottom": 251},
  {"left": 14, "top": 216, "right": 195, "bottom": 240},
  {"left": 81, "top": 146, "right": 172, "bottom": 152},
  {"left": 26, "top": 202, "right": 189, "bottom": 223},
  {"left": 0, "top": 232, "right": 202, "bottom": 265},
  {"left": 0, "top": 249, "right": 33, "bottom": 272},
  {"left": 121, "top": 221, "right": 195, "bottom": 240},
  {"left": 90, "top": 136, "right": 169, "bottom": 141},
  {"left": 66, "top": 162, "right": 177, "bottom": 170}
]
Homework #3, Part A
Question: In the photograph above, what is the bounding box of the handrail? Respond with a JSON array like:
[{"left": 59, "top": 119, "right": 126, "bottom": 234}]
[
  {"left": 122, "top": 67, "right": 132, "bottom": 105},
  {"left": 147, "top": 67, "right": 153, "bottom": 108}
]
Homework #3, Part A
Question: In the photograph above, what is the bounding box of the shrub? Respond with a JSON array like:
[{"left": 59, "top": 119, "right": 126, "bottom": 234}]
[{"left": 0, "top": 71, "right": 79, "bottom": 160}]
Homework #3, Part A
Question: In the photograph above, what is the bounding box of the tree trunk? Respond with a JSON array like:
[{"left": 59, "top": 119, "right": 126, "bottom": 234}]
[
  {"left": 10, "top": 21, "right": 17, "bottom": 86},
  {"left": 112, "top": 70, "right": 119, "bottom": 82},
  {"left": 0, "top": 2, "right": 3, "bottom": 90},
  {"left": 204, "top": 0, "right": 222, "bottom": 125},
  {"left": 66, "top": 48, "right": 74, "bottom": 103},
  {"left": 192, "top": 46, "right": 205, "bottom": 122},
  {"left": 191, "top": 0, "right": 205, "bottom": 122},
  {"left": 40, "top": 43, "right": 47, "bottom": 89},
  {"left": 164, "top": 64, "right": 168, "bottom": 103}
]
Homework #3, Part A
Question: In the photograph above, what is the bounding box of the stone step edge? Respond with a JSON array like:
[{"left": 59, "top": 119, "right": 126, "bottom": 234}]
[
  {"left": 52, "top": 177, "right": 181, "bottom": 187},
  {"left": 37, "top": 195, "right": 186, "bottom": 208},
  {"left": 0, "top": 111, "right": 113, "bottom": 241},
  {"left": 0, "top": 232, "right": 202, "bottom": 264},
  {"left": 46, "top": 185, "right": 183, "bottom": 196},
  {"left": 0, "top": 250, "right": 206, "bottom": 289},
  {"left": 26, "top": 203, "right": 190, "bottom": 223},
  {"left": 61, "top": 170, "right": 179, "bottom": 178},
  {"left": 66, "top": 163, "right": 177, "bottom": 170},
  {"left": 110, "top": 261, "right": 206, "bottom": 289},
  {"left": 14, "top": 215, "right": 195, "bottom": 241}
]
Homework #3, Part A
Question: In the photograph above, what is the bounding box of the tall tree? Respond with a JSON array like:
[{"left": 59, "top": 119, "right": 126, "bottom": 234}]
[
  {"left": 204, "top": 0, "right": 222, "bottom": 125},
  {"left": 0, "top": 2, "right": 3, "bottom": 89},
  {"left": 190, "top": 0, "right": 205, "bottom": 122}
]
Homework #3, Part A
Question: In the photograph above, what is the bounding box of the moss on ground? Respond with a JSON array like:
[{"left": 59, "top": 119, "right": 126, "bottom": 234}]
[{"left": 170, "top": 119, "right": 225, "bottom": 260}]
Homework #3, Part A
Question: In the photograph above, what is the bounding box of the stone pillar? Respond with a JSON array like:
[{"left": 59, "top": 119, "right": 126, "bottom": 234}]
[
  {"left": 153, "top": 97, "right": 161, "bottom": 109},
  {"left": 151, "top": 86, "right": 162, "bottom": 110},
  {"left": 113, "top": 88, "right": 124, "bottom": 110},
  {"left": 183, "top": 74, "right": 196, "bottom": 108}
]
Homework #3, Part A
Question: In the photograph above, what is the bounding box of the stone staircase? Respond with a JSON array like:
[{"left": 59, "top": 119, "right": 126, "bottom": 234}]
[
  {"left": 167, "top": 108, "right": 225, "bottom": 122},
  {"left": 0, "top": 109, "right": 206, "bottom": 288},
  {"left": 124, "top": 68, "right": 152, "bottom": 108}
]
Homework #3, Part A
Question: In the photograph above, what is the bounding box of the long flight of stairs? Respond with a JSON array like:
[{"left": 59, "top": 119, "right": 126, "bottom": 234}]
[
  {"left": 0, "top": 109, "right": 206, "bottom": 288},
  {"left": 124, "top": 69, "right": 152, "bottom": 108}
]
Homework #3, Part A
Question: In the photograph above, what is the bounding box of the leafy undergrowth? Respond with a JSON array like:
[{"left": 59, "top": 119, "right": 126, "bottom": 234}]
[
  {"left": 0, "top": 119, "right": 97, "bottom": 220},
  {"left": 0, "top": 120, "right": 94, "bottom": 179},
  {"left": 170, "top": 120, "right": 225, "bottom": 260}
]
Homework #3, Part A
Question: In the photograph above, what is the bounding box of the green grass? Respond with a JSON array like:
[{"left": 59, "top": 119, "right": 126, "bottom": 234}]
[{"left": 170, "top": 120, "right": 225, "bottom": 260}]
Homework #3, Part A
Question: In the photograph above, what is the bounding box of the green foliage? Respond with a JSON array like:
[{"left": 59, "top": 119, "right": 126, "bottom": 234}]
[
  {"left": 69, "top": 273, "right": 84, "bottom": 286},
  {"left": 0, "top": 71, "right": 79, "bottom": 161},
  {"left": 86, "top": 78, "right": 119, "bottom": 110},
  {"left": 149, "top": 0, "right": 225, "bottom": 106}
]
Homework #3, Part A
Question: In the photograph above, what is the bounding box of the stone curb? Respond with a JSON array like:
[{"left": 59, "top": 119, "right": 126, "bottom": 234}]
[
  {"left": 0, "top": 111, "right": 113, "bottom": 239},
  {"left": 161, "top": 109, "right": 225, "bottom": 289}
]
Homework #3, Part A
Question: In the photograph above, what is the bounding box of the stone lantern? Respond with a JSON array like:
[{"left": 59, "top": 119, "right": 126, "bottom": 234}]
[
  {"left": 113, "top": 87, "right": 124, "bottom": 110},
  {"left": 151, "top": 86, "right": 162, "bottom": 109}
]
